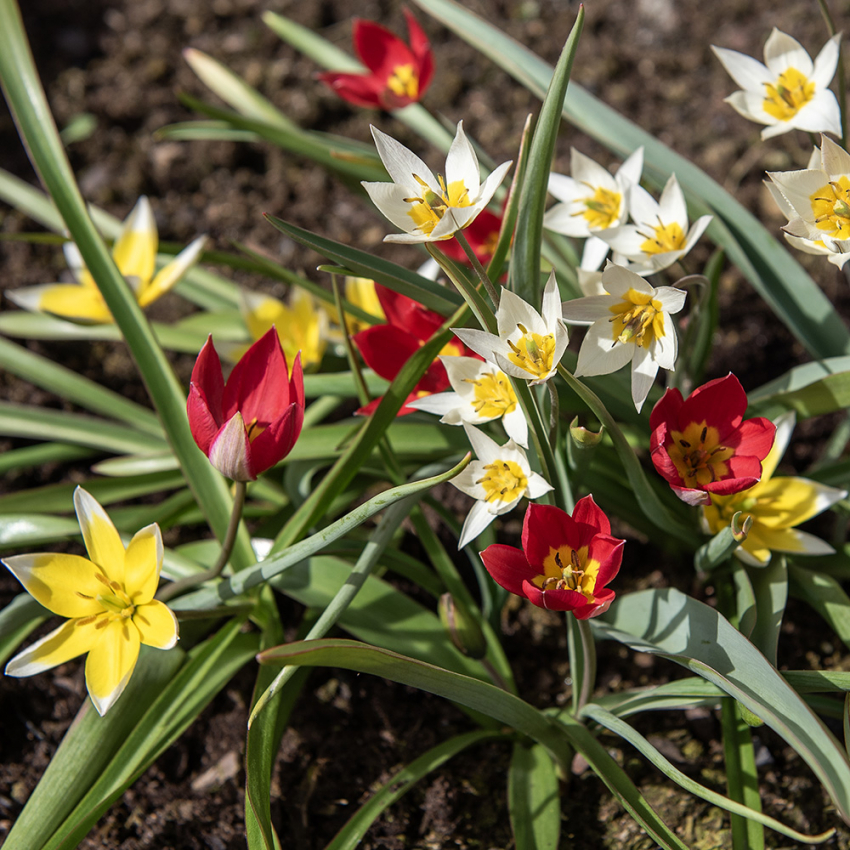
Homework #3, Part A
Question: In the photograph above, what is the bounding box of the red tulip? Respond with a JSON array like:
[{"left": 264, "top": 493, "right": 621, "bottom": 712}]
[
  {"left": 481, "top": 498, "right": 624, "bottom": 619},
  {"left": 187, "top": 327, "right": 304, "bottom": 481},
  {"left": 318, "top": 10, "right": 434, "bottom": 111},
  {"left": 353, "top": 284, "right": 475, "bottom": 416},
  {"left": 649, "top": 373, "right": 776, "bottom": 506}
]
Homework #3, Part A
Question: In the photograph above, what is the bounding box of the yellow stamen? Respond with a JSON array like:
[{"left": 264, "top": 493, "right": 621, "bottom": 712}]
[
  {"left": 406, "top": 173, "right": 473, "bottom": 236},
  {"left": 463, "top": 370, "right": 518, "bottom": 419},
  {"left": 386, "top": 63, "right": 419, "bottom": 100},
  {"left": 763, "top": 67, "right": 815, "bottom": 121},
  {"left": 639, "top": 219, "right": 686, "bottom": 256},
  {"left": 532, "top": 544, "right": 601, "bottom": 600},
  {"left": 608, "top": 288, "right": 666, "bottom": 349},
  {"left": 507, "top": 327, "right": 556, "bottom": 379},
  {"left": 476, "top": 459, "right": 527, "bottom": 504},
  {"left": 667, "top": 420, "right": 734, "bottom": 486},
  {"left": 578, "top": 186, "right": 622, "bottom": 230},
  {"left": 810, "top": 177, "right": 850, "bottom": 239}
]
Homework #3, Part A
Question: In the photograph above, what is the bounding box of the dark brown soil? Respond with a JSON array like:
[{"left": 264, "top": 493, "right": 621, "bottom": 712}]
[{"left": 2, "top": 0, "right": 850, "bottom": 848}]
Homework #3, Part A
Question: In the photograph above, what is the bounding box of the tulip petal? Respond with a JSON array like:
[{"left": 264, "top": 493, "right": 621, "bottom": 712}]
[
  {"left": 124, "top": 524, "right": 163, "bottom": 604},
  {"left": 681, "top": 373, "right": 746, "bottom": 434},
  {"left": 572, "top": 495, "right": 611, "bottom": 535},
  {"left": 457, "top": 500, "right": 496, "bottom": 549},
  {"left": 480, "top": 543, "right": 538, "bottom": 596},
  {"left": 139, "top": 235, "right": 205, "bottom": 307},
  {"left": 75, "top": 487, "right": 126, "bottom": 582},
  {"left": 8, "top": 283, "right": 112, "bottom": 323},
  {"left": 134, "top": 600, "right": 179, "bottom": 649},
  {"left": 3, "top": 552, "right": 103, "bottom": 618},
  {"left": 522, "top": 503, "right": 579, "bottom": 567},
  {"left": 85, "top": 618, "right": 141, "bottom": 715},
  {"left": 224, "top": 328, "right": 292, "bottom": 424},
  {"left": 318, "top": 72, "right": 384, "bottom": 109},
  {"left": 190, "top": 336, "right": 225, "bottom": 422},
  {"left": 249, "top": 402, "right": 304, "bottom": 475},
  {"left": 112, "top": 197, "right": 157, "bottom": 287},
  {"left": 187, "top": 383, "right": 221, "bottom": 456},
  {"left": 5, "top": 617, "right": 100, "bottom": 678}
]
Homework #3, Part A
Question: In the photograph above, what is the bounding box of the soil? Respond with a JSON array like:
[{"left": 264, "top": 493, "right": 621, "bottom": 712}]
[{"left": 2, "top": 0, "right": 850, "bottom": 848}]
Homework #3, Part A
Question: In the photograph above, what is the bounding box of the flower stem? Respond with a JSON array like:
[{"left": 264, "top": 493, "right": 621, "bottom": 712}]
[
  {"left": 157, "top": 479, "right": 247, "bottom": 602},
  {"left": 567, "top": 614, "right": 596, "bottom": 713},
  {"left": 455, "top": 229, "right": 500, "bottom": 308}
]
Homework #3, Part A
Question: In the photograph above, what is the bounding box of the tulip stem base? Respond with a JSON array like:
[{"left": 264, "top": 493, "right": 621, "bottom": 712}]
[
  {"left": 455, "top": 229, "right": 500, "bottom": 308},
  {"left": 157, "top": 479, "right": 248, "bottom": 603},
  {"left": 568, "top": 614, "right": 596, "bottom": 714}
]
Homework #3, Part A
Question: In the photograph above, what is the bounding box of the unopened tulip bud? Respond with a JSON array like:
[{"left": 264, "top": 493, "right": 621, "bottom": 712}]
[
  {"left": 570, "top": 416, "right": 604, "bottom": 449},
  {"left": 438, "top": 593, "right": 487, "bottom": 659}
]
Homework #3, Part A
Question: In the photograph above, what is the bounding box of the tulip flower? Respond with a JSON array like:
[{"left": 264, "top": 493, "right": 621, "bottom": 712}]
[
  {"left": 362, "top": 122, "right": 512, "bottom": 244},
  {"left": 318, "top": 10, "right": 434, "bottom": 111},
  {"left": 649, "top": 374, "right": 776, "bottom": 506},
  {"left": 597, "top": 175, "right": 712, "bottom": 275},
  {"left": 702, "top": 412, "right": 847, "bottom": 565},
  {"left": 8, "top": 197, "right": 205, "bottom": 324},
  {"left": 451, "top": 425, "right": 552, "bottom": 549},
  {"left": 187, "top": 328, "right": 304, "bottom": 481},
  {"left": 453, "top": 272, "right": 569, "bottom": 386},
  {"left": 4, "top": 488, "right": 178, "bottom": 715},
  {"left": 407, "top": 355, "right": 528, "bottom": 447},
  {"left": 481, "top": 497, "right": 624, "bottom": 618},
  {"left": 224, "top": 288, "right": 328, "bottom": 370},
  {"left": 545, "top": 147, "right": 644, "bottom": 271},
  {"left": 712, "top": 30, "right": 841, "bottom": 140},
  {"left": 353, "top": 284, "right": 474, "bottom": 416},
  {"left": 561, "top": 262, "right": 686, "bottom": 412}
]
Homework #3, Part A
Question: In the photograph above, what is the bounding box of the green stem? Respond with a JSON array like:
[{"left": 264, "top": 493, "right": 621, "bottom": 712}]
[
  {"left": 158, "top": 480, "right": 247, "bottom": 602},
  {"left": 568, "top": 615, "right": 597, "bottom": 714},
  {"left": 816, "top": 0, "right": 846, "bottom": 148},
  {"left": 455, "top": 229, "right": 500, "bottom": 308}
]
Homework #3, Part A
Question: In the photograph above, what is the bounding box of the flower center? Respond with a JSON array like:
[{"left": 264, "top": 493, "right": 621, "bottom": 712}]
[
  {"left": 464, "top": 370, "right": 517, "bottom": 419},
  {"left": 476, "top": 459, "right": 528, "bottom": 504},
  {"left": 579, "top": 186, "right": 622, "bottom": 230},
  {"left": 533, "top": 545, "right": 599, "bottom": 601},
  {"left": 639, "top": 220, "right": 686, "bottom": 256},
  {"left": 387, "top": 63, "right": 419, "bottom": 100},
  {"left": 608, "top": 288, "right": 665, "bottom": 349},
  {"left": 246, "top": 416, "right": 266, "bottom": 442},
  {"left": 810, "top": 177, "right": 850, "bottom": 239},
  {"left": 763, "top": 67, "right": 814, "bottom": 121},
  {"left": 76, "top": 570, "right": 137, "bottom": 626},
  {"left": 507, "top": 323, "right": 556, "bottom": 379},
  {"left": 668, "top": 421, "right": 734, "bottom": 486},
  {"left": 405, "top": 174, "right": 473, "bottom": 235}
]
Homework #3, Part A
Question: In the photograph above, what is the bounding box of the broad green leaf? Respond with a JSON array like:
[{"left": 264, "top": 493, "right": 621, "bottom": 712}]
[
  {"left": 326, "top": 731, "right": 501, "bottom": 850},
  {"left": 748, "top": 357, "right": 850, "bottom": 418},
  {"left": 0, "top": 443, "right": 93, "bottom": 475},
  {"left": 512, "top": 7, "right": 583, "bottom": 304},
  {"left": 35, "top": 620, "right": 258, "bottom": 850},
  {"left": 0, "top": 335, "right": 162, "bottom": 436},
  {"left": 0, "top": 4, "right": 253, "bottom": 566},
  {"left": 259, "top": 639, "right": 688, "bottom": 850},
  {"left": 0, "top": 513, "right": 81, "bottom": 548},
  {"left": 508, "top": 741, "right": 561, "bottom": 850},
  {"left": 789, "top": 565, "right": 850, "bottom": 653},
  {"left": 747, "top": 556, "right": 787, "bottom": 666},
  {"left": 3, "top": 646, "right": 185, "bottom": 850},
  {"left": 413, "top": 0, "right": 850, "bottom": 360},
  {"left": 585, "top": 704, "right": 830, "bottom": 845},
  {"left": 596, "top": 587, "right": 850, "bottom": 820},
  {"left": 0, "top": 593, "right": 48, "bottom": 665},
  {"left": 264, "top": 217, "right": 463, "bottom": 317},
  {"left": 589, "top": 677, "right": 725, "bottom": 717},
  {"left": 169, "top": 455, "right": 470, "bottom": 611},
  {"left": 183, "top": 47, "right": 296, "bottom": 130}
]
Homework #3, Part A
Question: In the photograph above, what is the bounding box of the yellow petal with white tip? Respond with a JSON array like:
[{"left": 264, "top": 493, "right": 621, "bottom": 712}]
[
  {"left": 133, "top": 600, "right": 179, "bottom": 649},
  {"left": 123, "top": 524, "right": 163, "bottom": 603},
  {"left": 138, "top": 235, "right": 206, "bottom": 307},
  {"left": 74, "top": 487, "right": 126, "bottom": 581},
  {"left": 5, "top": 617, "right": 100, "bottom": 678},
  {"left": 84, "top": 618, "right": 141, "bottom": 716},
  {"left": 111, "top": 196, "right": 157, "bottom": 286}
]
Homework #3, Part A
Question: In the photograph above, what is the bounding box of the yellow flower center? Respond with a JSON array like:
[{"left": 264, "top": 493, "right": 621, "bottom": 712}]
[
  {"left": 507, "top": 323, "right": 556, "bottom": 379},
  {"left": 667, "top": 421, "right": 734, "bottom": 486},
  {"left": 810, "top": 177, "right": 850, "bottom": 239},
  {"left": 579, "top": 186, "right": 622, "bottom": 230},
  {"left": 387, "top": 63, "right": 419, "bottom": 100},
  {"left": 639, "top": 220, "right": 686, "bottom": 256},
  {"left": 463, "top": 370, "right": 517, "bottom": 419},
  {"left": 608, "top": 288, "right": 666, "bottom": 349},
  {"left": 763, "top": 67, "right": 815, "bottom": 121},
  {"left": 405, "top": 174, "right": 473, "bottom": 236},
  {"left": 532, "top": 545, "right": 600, "bottom": 601},
  {"left": 77, "top": 570, "right": 137, "bottom": 626},
  {"left": 476, "top": 459, "right": 527, "bottom": 504}
]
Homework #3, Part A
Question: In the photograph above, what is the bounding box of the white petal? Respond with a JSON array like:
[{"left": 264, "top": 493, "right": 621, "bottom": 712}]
[
  {"left": 627, "top": 183, "right": 661, "bottom": 228},
  {"left": 764, "top": 29, "right": 813, "bottom": 78},
  {"left": 370, "top": 126, "right": 439, "bottom": 192},
  {"left": 406, "top": 392, "right": 460, "bottom": 416},
  {"left": 547, "top": 171, "right": 584, "bottom": 203},
  {"left": 651, "top": 311, "right": 679, "bottom": 370},
  {"left": 63, "top": 242, "right": 86, "bottom": 282},
  {"left": 457, "top": 500, "right": 497, "bottom": 550},
  {"left": 601, "top": 262, "right": 653, "bottom": 298},
  {"left": 657, "top": 175, "right": 688, "bottom": 228},
  {"left": 561, "top": 294, "right": 613, "bottom": 325},
  {"left": 574, "top": 321, "right": 633, "bottom": 377},
  {"left": 791, "top": 92, "right": 842, "bottom": 137},
  {"left": 526, "top": 471, "right": 554, "bottom": 500},
  {"left": 764, "top": 179, "right": 796, "bottom": 220},
  {"left": 819, "top": 136, "right": 850, "bottom": 180},
  {"left": 544, "top": 202, "right": 591, "bottom": 237},
  {"left": 476, "top": 160, "right": 513, "bottom": 207},
  {"left": 726, "top": 91, "right": 774, "bottom": 126},
  {"left": 653, "top": 286, "right": 687, "bottom": 315},
  {"left": 762, "top": 410, "right": 796, "bottom": 480},
  {"left": 630, "top": 346, "right": 659, "bottom": 412},
  {"left": 503, "top": 405, "right": 529, "bottom": 448},
  {"left": 766, "top": 167, "right": 829, "bottom": 221},
  {"left": 445, "top": 122, "right": 480, "bottom": 197},
  {"left": 811, "top": 34, "right": 841, "bottom": 88},
  {"left": 362, "top": 181, "right": 420, "bottom": 234},
  {"left": 580, "top": 236, "right": 611, "bottom": 271},
  {"left": 451, "top": 327, "right": 505, "bottom": 366},
  {"left": 541, "top": 272, "right": 561, "bottom": 330},
  {"left": 462, "top": 423, "right": 500, "bottom": 462},
  {"left": 712, "top": 45, "right": 772, "bottom": 92},
  {"left": 570, "top": 149, "right": 618, "bottom": 191},
  {"left": 497, "top": 288, "right": 546, "bottom": 338},
  {"left": 618, "top": 147, "right": 644, "bottom": 187},
  {"left": 598, "top": 224, "right": 646, "bottom": 258}
]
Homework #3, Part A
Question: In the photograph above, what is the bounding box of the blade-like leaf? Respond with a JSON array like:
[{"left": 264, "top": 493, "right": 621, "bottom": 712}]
[{"left": 508, "top": 741, "right": 561, "bottom": 850}]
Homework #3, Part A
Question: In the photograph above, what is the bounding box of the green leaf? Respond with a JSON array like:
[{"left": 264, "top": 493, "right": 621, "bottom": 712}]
[
  {"left": 259, "top": 640, "right": 688, "bottom": 850},
  {"left": 0, "top": 593, "right": 48, "bottom": 665},
  {"left": 748, "top": 357, "right": 850, "bottom": 418},
  {"left": 0, "top": 513, "right": 81, "bottom": 548},
  {"left": 508, "top": 741, "right": 561, "bottom": 850},
  {"left": 412, "top": 0, "right": 850, "bottom": 360},
  {"left": 585, "top": 703, "right": 830, "bottom": 845},
  {"left": 596, "top": 587, "right": 850, "bottom": 820},
  {"left": 746, "top": 556, "right": 787, "bottom": 666},
  {"left": 263, "top": 216, "right": 462, "bottom": 317},
  {"left": 0, "top": 443, "right": 94, "bottom": 475},
  {"left": 789, "top": 565, "right": 850, "bottom": 653},
  {"left": 512, "top": 7, "right": 583, "bottom": 304}
]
